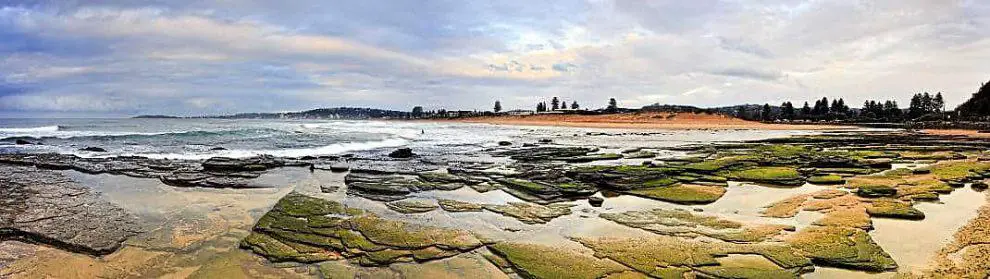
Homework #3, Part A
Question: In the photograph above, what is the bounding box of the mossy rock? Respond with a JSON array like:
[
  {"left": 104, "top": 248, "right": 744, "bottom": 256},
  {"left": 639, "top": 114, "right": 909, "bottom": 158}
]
[
  {"left": 623, "top": 151, "right": 657, "bottom": 159},
  {"left": 600, "top": 208, "right": 744, "bottom": 236},
  {"left": 807, "top": 175, "right": 845, "bottom": 185},
  {"left": 385, "top": 199, "right": 438, "bottom": 214},
  {"left": 563, "top": 153, "right": 624, "bottom": 163},
  {"left": 575, "top": 236, "right": 812, "bottom": 278},
  {"left": 866, "top": 199, "right": 925, "bottom": 220},
  {"left": 923, "top": 161, "right": 990, "bottom": 181},
  {"left": 625, "top": 184, "right": 726, "bottom": 204},
  {"left": 437, "top": 199, "right": 484, "bottom": 212},
  {"left": 489, "top": 242, "right": 630, "bottom": 279},
  {"left": 240, "top": 232, "right": 339, "bottom": 263},
  {"left": 482, "top": 202, "right": 574, "bottom": 224},
  {"left": 720, "top": 167, "right": 804, "bottom": 186},
  {"left": 275, "top": 192, "right": 351, "bottom": 217},
  {"left": 786, "top": 226, "right": 897, "bottom": 272},
  {"left": 681, "top": 156, "right": 756, "bottom": 172},
  {"left": 574, "top": 237, "right": 719, "bottom": 275},
  {"left": 694, "top": 266, "right": 798, "bottom": 279},
  {"left": 497, "top": 178, "right": 549, "bottom": 192},
  {"left": 855, "top": 185, "right": 897, "bottom": 198},
  {"left": 349, "top": 215, "right": 483, "bottom": 251}
]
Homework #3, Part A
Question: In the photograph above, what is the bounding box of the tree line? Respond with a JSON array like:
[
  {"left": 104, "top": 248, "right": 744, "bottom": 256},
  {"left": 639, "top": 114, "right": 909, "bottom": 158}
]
[
  {"left": 491, "top": 97, "right": 621, "bottom": 113},
  {"left": 751, "top": 92, "right": 946, "bottom": 122}
]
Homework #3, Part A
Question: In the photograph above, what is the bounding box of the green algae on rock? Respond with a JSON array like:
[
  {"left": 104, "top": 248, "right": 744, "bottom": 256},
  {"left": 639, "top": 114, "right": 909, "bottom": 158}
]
[
  {"left": 719, "top": 167, "right": 804, "bottom": 186},
  {"left": 600, "top": 208, "right": 794, "bottom": 243},
  {"left": 866, "top": 198, "right": 925, "bottom": 220},
  {"left": 625, "top": 184, "right": 726, "bottom": 204},
  {"left": 786, "top": 226, "right": 897, "bottom": 272},
  {"left": 386, "top": 199, "right": 439, "bottom": 214},
  {"left": 242, "top": 192, "right": 483, "bottom": 266},
  {"left": 855, "top": 184, "right": 897, "bottom": 198},
  {"left": 437, "top": 199, "right": 484, "bottom": 212},
  {"left": 488, "top": 242, "right": 630, "bottom": 279},
  {"left": 807, "top": 174, "right": 845, "bottom": 185},
  {"left": 482, "top": 202, "right": 575, "bottom": 224},
  {"left": 574, "top": 236, "right": 812, "bottom": 278}
]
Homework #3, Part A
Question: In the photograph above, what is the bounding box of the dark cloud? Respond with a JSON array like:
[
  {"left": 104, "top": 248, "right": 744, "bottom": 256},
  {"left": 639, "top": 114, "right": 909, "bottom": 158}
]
[{"left": 709, "top": 68, "right": 784, "bottom": 81}]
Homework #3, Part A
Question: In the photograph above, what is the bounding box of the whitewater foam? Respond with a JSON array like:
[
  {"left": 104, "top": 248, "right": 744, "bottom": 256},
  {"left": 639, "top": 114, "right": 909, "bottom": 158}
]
[
  {"left": 91, "top": 137, "right": 410, "bottom": 160},
  {"left": 0, "top": 125, "right": 60, "bottom": 133}
]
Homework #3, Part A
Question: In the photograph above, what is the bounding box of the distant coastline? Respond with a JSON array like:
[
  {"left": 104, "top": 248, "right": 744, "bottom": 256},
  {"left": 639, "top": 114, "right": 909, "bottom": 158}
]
[{"left": 438, "top": 112, "right": 850, "bottom": 130}]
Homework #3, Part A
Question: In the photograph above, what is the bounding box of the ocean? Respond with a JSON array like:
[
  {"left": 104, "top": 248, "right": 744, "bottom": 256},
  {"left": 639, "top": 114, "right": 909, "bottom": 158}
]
[{"left": 0, "top": 118, "right": 818, "bottom": 160}]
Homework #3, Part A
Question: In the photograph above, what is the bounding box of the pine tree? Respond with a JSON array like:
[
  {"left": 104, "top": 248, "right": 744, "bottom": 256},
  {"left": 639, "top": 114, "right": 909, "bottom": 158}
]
[
  {"left": 493, "top": 101, "right": 502, "bottom": 113},
  {"left": 801, "top": 102, "right": 812, "bottom": 118},
  {"left": 821, "top": 97, "right": 830, "bottom": 115},
  {"left": 551, "top": 97, "right": 560, "bottom": 110},
  {"left": 908, "top": 94, "right": 923, "bottom": 119},
  {"left": 781, "top": 102, "right": 795, "bottom": 120},
  {"left": 571, "top": 101, "right": 580, "bottom": 109},
  {"left": 607, "top": 98, "right": 618, "bottom": 111},
  {"left": 411, "top": 106, "right": 424, "bottom": 118},
  {"left": 933, "top": 92, "right": 945, "bottom": 113},
  {"left": 762, "top": 103, "right": 773, "bottom": 121}
]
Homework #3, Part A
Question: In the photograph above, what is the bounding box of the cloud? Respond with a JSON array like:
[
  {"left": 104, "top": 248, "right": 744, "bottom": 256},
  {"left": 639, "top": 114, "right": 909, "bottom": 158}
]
[
  {"left": 0, "top": 0, "right": 988, "bottom": 116},
  {"left": 552, "top": 62, "right": 578, "bottom": 73},
  {"left": 709, "top": 68, "right": 785, "bottom": 81}
]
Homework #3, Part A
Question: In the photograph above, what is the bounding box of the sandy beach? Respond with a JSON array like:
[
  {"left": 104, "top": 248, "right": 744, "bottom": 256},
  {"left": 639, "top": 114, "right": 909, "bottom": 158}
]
[
  {"left": 923, "top": 129, "right": 990, "bottom": 138},
  {"left": 446, "top": 112, "right": 851, "bottom": 130}
]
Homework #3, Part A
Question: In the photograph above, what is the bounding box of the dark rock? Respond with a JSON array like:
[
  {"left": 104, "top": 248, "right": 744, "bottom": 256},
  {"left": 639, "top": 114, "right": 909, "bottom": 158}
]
[
  {"left": 972, "top": 182, "right": 988, "bottom": 191},
  {"left": 329, "top": 163, "right": 349, "bottom": 172},
  {"left": 498, "top": 141, "right": 513, "bottom": 146},
  {"left": 320, "top": 184, "right": 340, "bottom": 193},
  {"left": 387, "top": 148, "right": 415, "bottom": 158},
  {"left": 856, "top": 185, "right": 897, "bottom": 198},
  {"left": 911, "top": 168, "right": 932, "bottom": 175},
  {"left": 80, "top": 147, "right": 107, "bottom": 152},
  {"left": 494, "top": 146, "right": 598, "bottom": 161},
  {"left": 588, "top": 196, "right": 604, "bottom": 207},
  {"left": 210, "top": 146, "right": 227, "bottom": 151},
  {"left": 14, "top": 139, "right": 33, "bottom": 145},
  {"left": 160, "top": 172, "right": 260, "bottom": 188},
  {"left": 0, "top": 165, "right": 143, "bottom": 256},
  {"left": 538, "top": 139, "right": 553, "bottom": 144},
  {"left": 202, "top": 155, "right": 283, "bottom": 172},
  {"left": 522, "top": 143, "right": 538, "bottom": 147},
  {"left": 947, "top": 180, "right": 966, "bottom": 187}
]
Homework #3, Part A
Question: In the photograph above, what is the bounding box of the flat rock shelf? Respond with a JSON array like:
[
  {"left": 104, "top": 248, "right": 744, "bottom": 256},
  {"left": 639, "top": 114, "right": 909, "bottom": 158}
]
[{"left": 3, "top": 127, "right": 990, "bottom": 278}]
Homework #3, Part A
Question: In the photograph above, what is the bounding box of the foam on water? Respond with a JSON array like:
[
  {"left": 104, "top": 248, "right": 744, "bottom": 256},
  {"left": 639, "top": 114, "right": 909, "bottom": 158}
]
[
  {"left": 0, "top": 125, "right": 60, "bottom": 133},
  {"left": 85, "top": 137, "right": 410, "bottom": 160}
]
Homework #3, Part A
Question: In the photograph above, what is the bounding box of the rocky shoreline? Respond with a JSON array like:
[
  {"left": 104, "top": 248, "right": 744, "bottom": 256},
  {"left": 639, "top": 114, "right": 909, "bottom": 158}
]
[
  {"left": 0, "top": 165, "right": 143, "bottom": 256},
  {"left": 2, "top": 130, "right": 990, "bottom": 278}
]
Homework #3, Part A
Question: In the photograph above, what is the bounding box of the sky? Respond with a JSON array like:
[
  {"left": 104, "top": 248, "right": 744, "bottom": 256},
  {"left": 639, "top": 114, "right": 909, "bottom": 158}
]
[{"left": 1, "top": 0, "right": 989, "bottom": 117}]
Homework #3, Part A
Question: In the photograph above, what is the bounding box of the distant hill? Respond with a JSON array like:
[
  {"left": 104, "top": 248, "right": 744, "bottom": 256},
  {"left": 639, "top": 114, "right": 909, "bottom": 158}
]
[
  {"left": 956, "top": 80, "right": 990, "bottom": 118},
  {"left": 205, "top": 107, "right": 410, "bottom": 119},
  {"left": 132, "top": 107, "right": 412, "bottom": 120},
  {"left": 133, "top": 115, "right": 181, "bottom": 119}
]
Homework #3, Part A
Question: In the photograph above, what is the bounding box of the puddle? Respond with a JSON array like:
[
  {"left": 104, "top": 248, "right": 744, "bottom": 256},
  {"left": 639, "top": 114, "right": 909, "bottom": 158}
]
[
  {"left": 869, "top": 187, "right": 987, "bottom": 272},
  {"left": 805, "top": 267, "right": 895, "bottom": 279}
]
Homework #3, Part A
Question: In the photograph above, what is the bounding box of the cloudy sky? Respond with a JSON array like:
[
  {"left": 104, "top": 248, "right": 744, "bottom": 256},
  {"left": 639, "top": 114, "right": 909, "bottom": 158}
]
[{"left": 1, "top": 0, "right": 988, "bottom": 117}]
